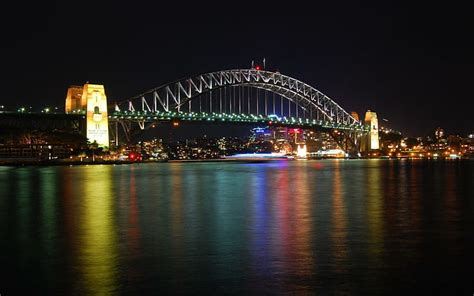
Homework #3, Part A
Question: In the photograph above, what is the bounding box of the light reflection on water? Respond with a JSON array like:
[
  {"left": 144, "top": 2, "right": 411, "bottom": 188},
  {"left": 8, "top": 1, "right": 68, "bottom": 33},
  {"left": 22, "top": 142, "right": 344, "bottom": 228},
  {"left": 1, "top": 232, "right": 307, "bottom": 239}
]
[
  {"left": 367, "top": 161, "right": 384, "bottom": 266},
  {"left": 331, "top": 160, "right": 348, "bottom": 275},
  {"left": 0, "top": 160, "right": 473, "bottom": 295},
  {"left": 76, "top": 166, "right": 118, "bottom": 295}
]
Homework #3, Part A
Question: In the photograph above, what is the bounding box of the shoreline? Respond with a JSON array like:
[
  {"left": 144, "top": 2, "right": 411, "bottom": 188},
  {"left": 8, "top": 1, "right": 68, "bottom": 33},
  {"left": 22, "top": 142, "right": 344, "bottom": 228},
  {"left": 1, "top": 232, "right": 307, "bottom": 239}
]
[
  {"left": 1, "top": 157, "right": 472, "bottom": 167},
  {"left": 0, "top": 160, "right": 146, "bottom": 167},
  {"left": 0, "top": 158, "right": 289, "bottom": 167}
]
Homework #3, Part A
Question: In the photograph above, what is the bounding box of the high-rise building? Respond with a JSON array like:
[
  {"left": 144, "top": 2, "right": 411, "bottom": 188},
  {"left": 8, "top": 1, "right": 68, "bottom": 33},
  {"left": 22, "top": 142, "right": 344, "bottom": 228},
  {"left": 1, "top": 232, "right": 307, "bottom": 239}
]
[
  {"left": 274, "top": 127, "right": 289, "bottom": 141},
  {"left": 288, "top": 128, "right": 305, "bottom": 144},
  {"left": 250, "top": 127, "right": 273, "bottom": 142},
  {"left": 65, "top": 83, "right": 109, "bottom": 147},
  {"left": 435, "top": 127, "right": 445, "bottom": 141}
]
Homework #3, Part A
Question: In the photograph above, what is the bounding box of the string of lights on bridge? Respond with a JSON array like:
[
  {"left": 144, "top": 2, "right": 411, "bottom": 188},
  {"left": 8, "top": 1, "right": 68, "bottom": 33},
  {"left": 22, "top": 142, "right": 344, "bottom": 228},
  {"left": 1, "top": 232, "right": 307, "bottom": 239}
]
[
  {"left": 0, "top": 106, "right": 62, "bottom": 114},
  {"left": 110, "top": 111, "right": 369, "bottom": 131},
  {"left": 1, "top": 105, "right": 368, "bottom": 131}
]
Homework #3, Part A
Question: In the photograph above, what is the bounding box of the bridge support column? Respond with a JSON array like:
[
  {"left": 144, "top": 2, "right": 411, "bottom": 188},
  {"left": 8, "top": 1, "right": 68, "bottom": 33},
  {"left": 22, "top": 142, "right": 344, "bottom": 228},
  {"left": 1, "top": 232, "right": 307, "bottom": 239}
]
[{"left": 115, "top": 121, "right": 119, "bottom": 147}]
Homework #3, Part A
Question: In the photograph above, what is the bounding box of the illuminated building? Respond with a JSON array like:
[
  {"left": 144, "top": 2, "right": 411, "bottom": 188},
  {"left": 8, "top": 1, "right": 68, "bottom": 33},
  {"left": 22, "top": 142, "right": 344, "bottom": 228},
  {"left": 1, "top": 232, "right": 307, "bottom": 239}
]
[
  {"left": 274, "top": 127, "right": 289, "bottom": 141},
  {"left": 288, "top": 128, "right": 305, "bottom": 144},
  {"left": 466, "top": 134, "right": 474, "bottom": 155},
  {"left": 296, "top": 144, "right": 307, "bottom": 158},
  {"left": 0, "top": 144, "right": 71, "bottom": 160},
  {"left": 309, "top": 149, "right": 346, "bottom": 158},
  {"left": 361, "top": 110, "right": 379, "bottom": 152},
  {"left": 250, "top": 127, "right": 273, "bottom": 142},
  {"left": 65, "top": 83, "right": 110, "bottom": 148},
  {"left": 435, "top": 127, "right": 445, "bottom": 141},
  {"left": 305, "top": 131, "right": 340, "bottom": 152}
]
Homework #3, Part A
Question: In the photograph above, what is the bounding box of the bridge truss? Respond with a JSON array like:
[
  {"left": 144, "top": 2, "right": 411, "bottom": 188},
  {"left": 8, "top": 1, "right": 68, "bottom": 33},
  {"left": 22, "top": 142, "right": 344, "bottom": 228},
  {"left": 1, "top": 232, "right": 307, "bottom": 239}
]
[{"left": 111, "top": 69, "right": 368, "bottom": 152}]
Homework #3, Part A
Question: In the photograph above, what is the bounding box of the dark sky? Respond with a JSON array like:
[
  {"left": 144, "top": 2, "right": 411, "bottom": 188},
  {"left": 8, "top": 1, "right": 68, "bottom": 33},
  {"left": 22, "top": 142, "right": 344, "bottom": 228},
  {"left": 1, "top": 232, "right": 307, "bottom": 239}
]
[{"left": 1, "top": 1, "right": 472, "bottom": 137}]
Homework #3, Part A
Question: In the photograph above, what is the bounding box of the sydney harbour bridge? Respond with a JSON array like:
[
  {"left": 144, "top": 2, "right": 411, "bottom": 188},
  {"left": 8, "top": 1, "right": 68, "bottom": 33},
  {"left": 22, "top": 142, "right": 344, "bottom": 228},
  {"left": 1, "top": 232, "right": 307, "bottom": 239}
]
[{"left": 0, "top": 68, "right": 373, "bottom": 154}]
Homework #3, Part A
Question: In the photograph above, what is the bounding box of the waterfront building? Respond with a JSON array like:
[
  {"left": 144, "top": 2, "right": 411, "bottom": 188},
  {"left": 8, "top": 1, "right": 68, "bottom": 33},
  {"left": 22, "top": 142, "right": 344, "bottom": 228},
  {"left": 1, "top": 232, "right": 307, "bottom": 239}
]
[
  {"left": 0, "top": 144, "right": 71, "bottom": 160},
  {"left": 250, "top": 127, "right": 273, "bottom": 142},
  {"left": 288, "top": 128, "right": 305, "bottom": 144},
  {"left": 274, "top": 127, "right": 289, "bottom": 141}
]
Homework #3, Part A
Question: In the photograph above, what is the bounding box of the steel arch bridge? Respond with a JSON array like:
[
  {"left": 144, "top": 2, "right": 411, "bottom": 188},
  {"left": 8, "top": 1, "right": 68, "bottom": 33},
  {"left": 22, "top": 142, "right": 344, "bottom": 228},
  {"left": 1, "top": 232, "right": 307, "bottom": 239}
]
[{"left": 110, "top": 69, "right": 368, "bottom": 146}]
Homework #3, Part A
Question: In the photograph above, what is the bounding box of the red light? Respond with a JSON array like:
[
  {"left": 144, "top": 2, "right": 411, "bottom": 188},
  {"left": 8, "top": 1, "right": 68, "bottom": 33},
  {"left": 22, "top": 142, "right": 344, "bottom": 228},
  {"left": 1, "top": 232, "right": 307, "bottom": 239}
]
[
  {"left": 289, "top": 128, "right": 301, "bottom": 134},
  {"left": 255, "top": 65, "right": 261, "bottom": 70}
]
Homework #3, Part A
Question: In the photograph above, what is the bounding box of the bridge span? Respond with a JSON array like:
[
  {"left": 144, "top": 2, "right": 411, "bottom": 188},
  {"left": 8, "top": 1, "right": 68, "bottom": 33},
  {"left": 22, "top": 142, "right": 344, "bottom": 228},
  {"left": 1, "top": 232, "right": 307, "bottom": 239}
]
[{"left": 1, "top": 68, "right": 377, "bottom": 154}]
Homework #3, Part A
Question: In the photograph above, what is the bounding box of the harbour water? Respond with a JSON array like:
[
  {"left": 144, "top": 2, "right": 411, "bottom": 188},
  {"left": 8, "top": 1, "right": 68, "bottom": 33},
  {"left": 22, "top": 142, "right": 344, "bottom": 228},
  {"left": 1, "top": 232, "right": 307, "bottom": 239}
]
[{"left": 0, "top": 160, "right": 473, "bottom": 295}]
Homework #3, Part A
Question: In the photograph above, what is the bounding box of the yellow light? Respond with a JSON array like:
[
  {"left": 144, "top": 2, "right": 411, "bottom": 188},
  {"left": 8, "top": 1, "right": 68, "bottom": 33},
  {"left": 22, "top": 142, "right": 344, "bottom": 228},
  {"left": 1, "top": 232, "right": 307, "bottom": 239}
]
[
  {"left": 85, "top": 84, "right": 109, "bottom": 147},
  {"left": 296, "top": 144, "right": 307, "bottom": 158}
]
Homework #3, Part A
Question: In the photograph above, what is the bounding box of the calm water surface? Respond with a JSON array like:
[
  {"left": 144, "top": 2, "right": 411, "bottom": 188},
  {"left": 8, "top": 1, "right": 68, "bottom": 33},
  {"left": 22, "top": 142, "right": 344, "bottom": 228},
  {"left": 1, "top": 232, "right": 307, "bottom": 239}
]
[{"left": 0, "top": 160, "right": 473, "bottom": 295}]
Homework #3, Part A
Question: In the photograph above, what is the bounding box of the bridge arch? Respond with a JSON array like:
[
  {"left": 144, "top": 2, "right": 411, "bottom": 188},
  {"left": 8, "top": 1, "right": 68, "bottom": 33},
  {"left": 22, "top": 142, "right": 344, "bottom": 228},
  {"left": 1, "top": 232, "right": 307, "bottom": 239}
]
[{"left": 115, "top": 69, "right": 360, "bottom": 127}]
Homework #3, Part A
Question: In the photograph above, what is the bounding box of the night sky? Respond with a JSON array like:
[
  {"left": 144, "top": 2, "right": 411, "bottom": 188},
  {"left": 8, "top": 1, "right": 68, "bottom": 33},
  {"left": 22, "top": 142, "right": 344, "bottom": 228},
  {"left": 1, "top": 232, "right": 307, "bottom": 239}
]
[{"left": 1, "top": 1, "right": 472, "bottom": 137}]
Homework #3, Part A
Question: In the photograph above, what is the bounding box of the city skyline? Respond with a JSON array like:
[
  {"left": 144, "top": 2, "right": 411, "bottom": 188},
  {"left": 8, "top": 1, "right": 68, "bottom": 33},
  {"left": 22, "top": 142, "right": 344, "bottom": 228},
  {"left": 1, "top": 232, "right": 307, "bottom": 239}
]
[{"left": 1, "top": 1, "right": 473, "bottom": 137}]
